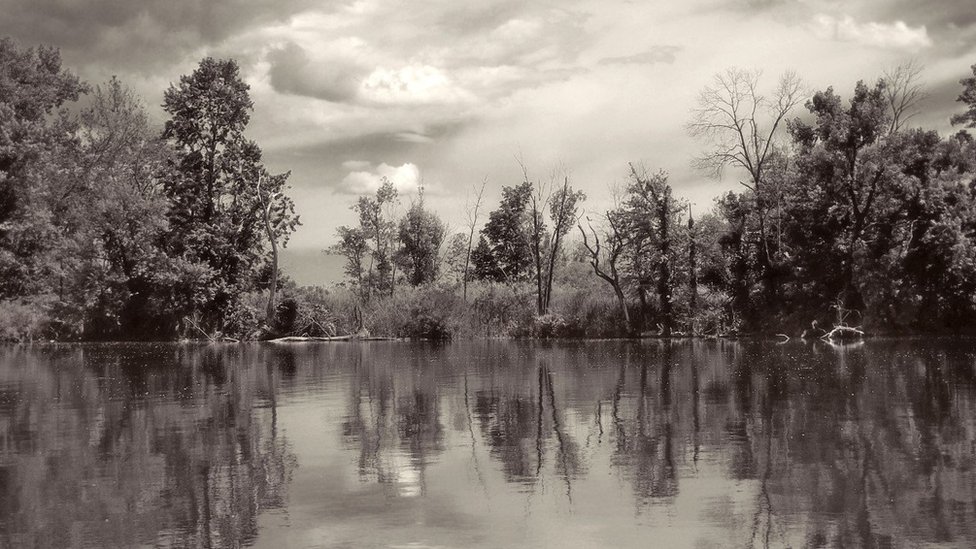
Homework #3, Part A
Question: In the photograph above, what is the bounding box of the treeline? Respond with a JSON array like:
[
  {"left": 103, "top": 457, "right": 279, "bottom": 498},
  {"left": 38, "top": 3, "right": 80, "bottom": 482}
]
[
  {"left": 5, "top": 33, "right": 976, "bottom": 341},
  {"left": 0, "top": 38, "right": 298, "bottom": 341},
  {"left": 331, "top": 62, "right": 976, "bottom": 338}
]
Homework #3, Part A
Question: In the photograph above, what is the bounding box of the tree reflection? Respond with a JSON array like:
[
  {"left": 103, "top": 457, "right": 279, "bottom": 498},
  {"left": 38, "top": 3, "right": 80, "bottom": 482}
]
[
  {"left": 0, "top": 345, "right": 296, "bottom": 548},
  {"left": 2, "top": 340, "right": 976, "bottom": 547}
]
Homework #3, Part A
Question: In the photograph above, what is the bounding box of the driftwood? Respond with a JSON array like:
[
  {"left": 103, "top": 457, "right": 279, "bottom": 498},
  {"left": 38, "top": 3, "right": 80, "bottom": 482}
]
[
  {"left": 266, "top": 334, "right": 399, "bottom": 343},
  {"left": 821, "top": 325, "right": 865, "bottom": 341}
]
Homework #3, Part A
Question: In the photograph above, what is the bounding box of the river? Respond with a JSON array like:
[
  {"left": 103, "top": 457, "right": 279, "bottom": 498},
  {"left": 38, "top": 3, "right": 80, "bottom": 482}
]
[{"left": 0, "top": 339, "right": 974, "bottom": 548}]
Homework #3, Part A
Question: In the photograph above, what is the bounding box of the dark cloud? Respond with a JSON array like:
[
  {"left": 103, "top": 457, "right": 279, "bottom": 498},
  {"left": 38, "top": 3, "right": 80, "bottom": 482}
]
[
  {"left": 267, "top": 42, "right": 366, "bottom": 103},
  {"left": 599, "top": 46, "right": 682, "bottom": 66},
  {"left": 0, "top": 0, "right": 324, "bottom": 71}
]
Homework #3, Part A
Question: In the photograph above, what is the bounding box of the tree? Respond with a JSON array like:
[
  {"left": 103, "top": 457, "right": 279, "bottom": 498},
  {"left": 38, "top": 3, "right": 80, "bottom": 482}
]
[
  {"left": 333, "top": 179, "right": 399, "bottom": 299},
  {"left": 462, "top": 177, "right": 487, "bottom": 300},
  {"left": 355, "top": 178, "right": 398, "bottom": 297},
  {"left": 786, "top": 80, "right": 892, "bottom": 310},
  {"left": 397, "top": 193, "right": 446, "bottom": 286},
  {"left": 257, "top": 173, "right": 293, "bottom": 325},
  {"left": 162, "top": 57, "right": 298, "bottom": 332},
  {"left": 473, "top": 181, "right": 534, "bottom": 282},
  {"left": 622, "top": 166, "right": 683, "bottom": 334},
  {"left": 332, "top": 227, "right": 369, "bottom": 294},
  {"left": 883, "top": 60, "right": 926, "bottom": 134},
  {"left": 71, "top": 77, "right": 177, "bottom": 337},
  {"left": 950, "top": 63, "right": 976, "bottom": 129},
  {"left": 579, "top": 209, "right": 631, "bottom": 327},
  {"left": 688, "top": 68, "right": 804, "bottom": 300},
  {"left": 0, "top": 38, "right": 87, "bottom": 298}
]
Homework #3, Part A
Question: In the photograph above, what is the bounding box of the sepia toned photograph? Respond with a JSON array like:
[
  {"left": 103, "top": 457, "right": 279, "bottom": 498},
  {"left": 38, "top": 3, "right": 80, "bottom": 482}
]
[{"left": 1, "top": 0, "right": 976, "bottom": 547}]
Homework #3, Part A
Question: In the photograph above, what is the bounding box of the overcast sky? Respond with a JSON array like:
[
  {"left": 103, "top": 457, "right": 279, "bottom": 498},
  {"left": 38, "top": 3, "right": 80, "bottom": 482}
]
[{"left": 4, "top": 0, "right": 976, "bottom": 254}]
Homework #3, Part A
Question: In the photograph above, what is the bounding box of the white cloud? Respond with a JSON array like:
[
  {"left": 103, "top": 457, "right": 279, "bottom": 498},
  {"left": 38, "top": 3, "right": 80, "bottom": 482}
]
[
  {"left": 812, "top": 14, "right": 932, "bottom": 50},
  {"left": 360, "top": 64, "right": 474, "bottom": 105},
  {"left": 338, "top": 162, "right": 422, "bottom": 195}
]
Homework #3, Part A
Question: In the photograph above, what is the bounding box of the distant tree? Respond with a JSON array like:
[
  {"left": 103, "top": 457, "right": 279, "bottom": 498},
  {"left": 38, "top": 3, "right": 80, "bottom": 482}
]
[
  {"left": 462, "top": 178, "right": 487, "bottom": 299},
  {"left": 442, "top": 232, "right": 469, "bottom": 286},
  {"left": 355, "top": 178, "right": 398, "bottom": 297},
  {"left": 333, "top": 179, "right": 399, "bottom": 299},
  {"left": 542, "top": 178, "right": 585, "bottom": 314},
  {"left": 579, "top": 209, "right": 631, "bottom": 327},
  {"left": 397, "top": 193, "right": 446, "bottom": 286},
  {"left": 622, "top": 166, "right": 683, "bottom": 334},
  {"left": 473, "top": 181, "right": 534, "bottom": 282},
  {"left": 332, "top": 227, "right": 369, "bottom": 295}
]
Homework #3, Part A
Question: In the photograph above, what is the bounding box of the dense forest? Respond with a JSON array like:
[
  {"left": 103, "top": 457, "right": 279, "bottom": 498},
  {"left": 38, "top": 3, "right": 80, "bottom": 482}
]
[{"left": 3, "top": 35, "right": 976, "bottom": 341}]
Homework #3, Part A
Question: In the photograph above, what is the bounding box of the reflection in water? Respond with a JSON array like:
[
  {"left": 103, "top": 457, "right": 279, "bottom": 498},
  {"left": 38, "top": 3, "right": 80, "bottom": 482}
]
[
  {"left": 0, "top": 345, "right": 297, "bottom": 548},
  {"left": 0, "top": 339, "right": 975, "bottom": 547}
]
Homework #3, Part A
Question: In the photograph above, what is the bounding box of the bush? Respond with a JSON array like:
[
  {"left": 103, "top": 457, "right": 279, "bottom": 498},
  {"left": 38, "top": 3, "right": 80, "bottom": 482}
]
[
  {"left": 364, "top": 285, "right": 466, "bottom": 339},
  {"left": 0, "top": 297, "right": 57, "bottom": 342}
]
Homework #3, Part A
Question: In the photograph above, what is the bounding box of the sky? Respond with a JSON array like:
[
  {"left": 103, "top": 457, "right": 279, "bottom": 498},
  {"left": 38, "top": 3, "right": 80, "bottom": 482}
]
[{"left": 3, "top": 0, "right": 976, "bottom": 283}]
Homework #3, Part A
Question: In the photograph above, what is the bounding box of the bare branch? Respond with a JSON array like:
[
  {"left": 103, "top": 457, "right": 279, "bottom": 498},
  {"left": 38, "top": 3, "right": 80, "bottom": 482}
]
[{"left": 883, "top": 60, "right": 927, "bottom": 134}]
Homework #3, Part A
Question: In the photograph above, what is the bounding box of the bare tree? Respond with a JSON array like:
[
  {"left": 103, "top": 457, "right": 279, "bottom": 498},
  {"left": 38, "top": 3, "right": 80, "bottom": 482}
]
[
  {"left": 883, "top": 60, "right": 926, "bottom": 134},
  {"left": 463, "top": 177, "right": 488, "bottom": 301},
  {"left": 520, "top": 159, "right": 585, "bottom": 316},
  {"left": 579, "top": 210, "right": 630, "bottom": 327},
  {"left": 687, "top": 67, "right": 804, "bottom": 297},
  {"left": 543, "top": 176, "right": 585, "bottom": 313}
]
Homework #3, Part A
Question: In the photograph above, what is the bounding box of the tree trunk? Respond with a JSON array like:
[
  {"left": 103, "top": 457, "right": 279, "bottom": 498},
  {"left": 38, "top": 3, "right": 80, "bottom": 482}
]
[
  {"left": 613, "top": 284, "right": 630, "bottom": 327},
  {"left": 262, "top": 197, "right": 279, "bottom": 327}
]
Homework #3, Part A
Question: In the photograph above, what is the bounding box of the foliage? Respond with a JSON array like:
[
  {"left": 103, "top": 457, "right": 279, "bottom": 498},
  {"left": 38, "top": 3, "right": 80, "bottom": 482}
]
[
  {"left": 472, "top": 182, "right": 534, "bottom": 281},
  {"left": 397, "top": 196, "right": 446, "bottom": 286},
  {"left": 161, "top": 57, "right": 299, "bottom": 333}
]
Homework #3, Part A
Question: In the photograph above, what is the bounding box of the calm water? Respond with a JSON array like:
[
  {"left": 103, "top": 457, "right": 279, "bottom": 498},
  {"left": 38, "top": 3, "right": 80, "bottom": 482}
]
[{"left": 0, "top": 340, "right": 975, "bottom": 548}]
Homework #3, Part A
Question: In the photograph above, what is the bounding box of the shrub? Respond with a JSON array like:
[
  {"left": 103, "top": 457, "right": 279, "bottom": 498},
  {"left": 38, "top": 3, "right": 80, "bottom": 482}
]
[{"left": 0, "top": 297, "right": 57, "bottom": 342}]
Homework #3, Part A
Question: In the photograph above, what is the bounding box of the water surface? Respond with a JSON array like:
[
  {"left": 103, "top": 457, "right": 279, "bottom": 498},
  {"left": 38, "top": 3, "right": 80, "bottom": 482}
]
[{"left": 1, "top": 339, "right": 975, "bottom": 548}]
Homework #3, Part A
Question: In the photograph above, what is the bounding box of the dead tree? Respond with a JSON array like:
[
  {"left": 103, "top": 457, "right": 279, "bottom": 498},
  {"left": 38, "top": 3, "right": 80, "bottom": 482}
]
[
  {"left": 579, "top": 211, "right": 631, "bottom": 328},
  {"left": 463, "top": 177, "right": 488, "bottom": 301}
]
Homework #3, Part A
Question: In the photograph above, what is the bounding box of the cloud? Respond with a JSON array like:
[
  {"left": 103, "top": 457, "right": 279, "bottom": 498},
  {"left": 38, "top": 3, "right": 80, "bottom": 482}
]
[
  {"left": 337, "top": 162, "right": 422, "bottom": 195},
  {"left": 812, "top": 14, "right": 932, "bottom": 50},
  {"left": 266, "top": 41, "right": 367, "bottom": 103},
  {"left": 360, "top": 64, "right": 474, "bottom": 106},
  {"left": 599, "top": 46, "right": 682, "bottom": 66},
  {"left": 0, "top": 0, "right": 320, "bottom": 71}
]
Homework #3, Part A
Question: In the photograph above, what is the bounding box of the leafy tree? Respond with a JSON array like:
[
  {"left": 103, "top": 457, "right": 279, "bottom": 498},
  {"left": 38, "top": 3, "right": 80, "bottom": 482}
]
[
  {"left": 162, "top": 57, "right": 298, "bottom": 333},
  {"left": 621, "top": 166, "right": 683, "bottom": 334},
  {"left": 473, "top": 181, "right": 534, "bottom": 282},
  {"left": 333, "top": 179, "right": 399, "bottom": 299},
  {"left": 0, "top": 38, "right": 87, "bottom": 298},
  {"left": 332, "top": 226, "right": 369, "bottom": 294},
  {"left": 950, "top": 63, "right": 976, "bottom": 129},
  {"left": 540, "top": 179, "right": 585, "bottom": 314},
  {"left": 397, "top": 195, "right": 446, "bottom": 286},
  {"left": 786, "top": 80, "right": 893, "bottom": 311}
]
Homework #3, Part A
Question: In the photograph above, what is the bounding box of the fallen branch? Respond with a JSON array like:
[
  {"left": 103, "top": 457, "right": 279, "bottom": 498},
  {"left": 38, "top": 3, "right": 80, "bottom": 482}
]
[
  {"left": 266, "top": 334, "right": 400, "bottom": 343},
  {"left": 821, "top": 325, "right": 865, "bottom": 341}
]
